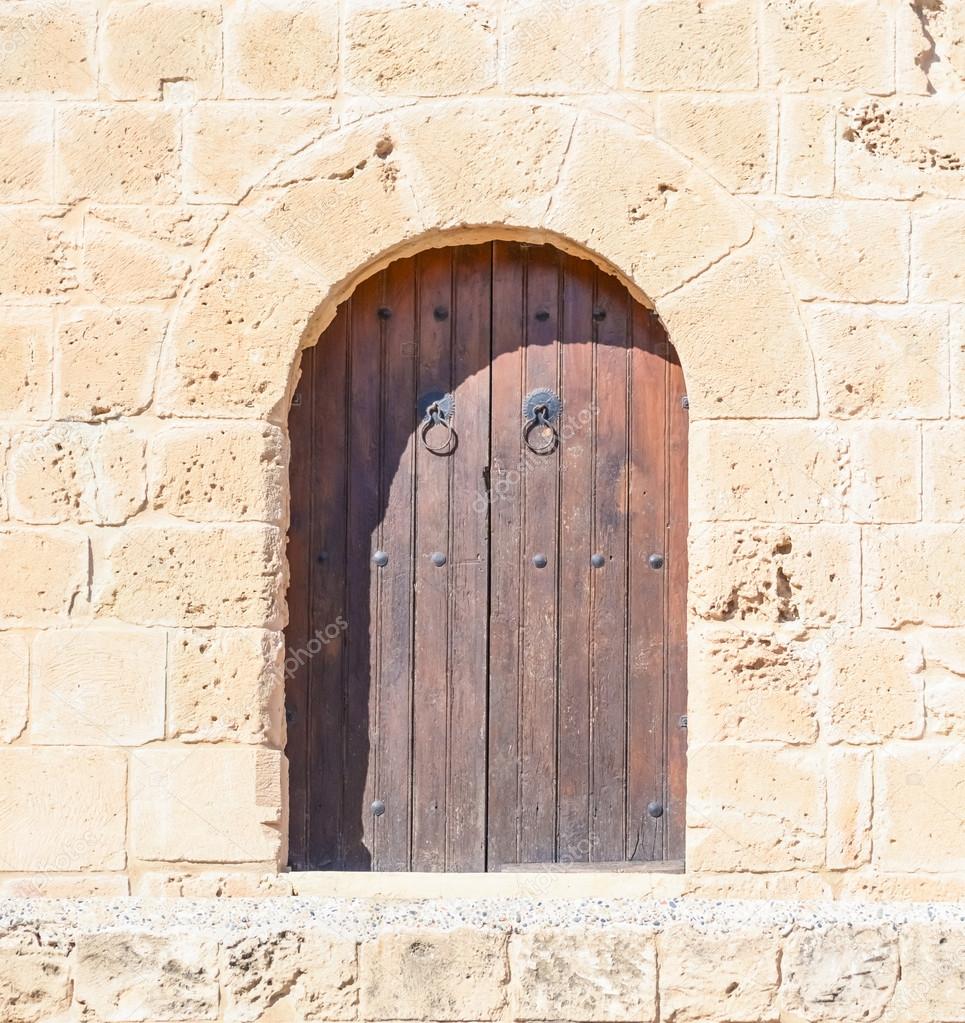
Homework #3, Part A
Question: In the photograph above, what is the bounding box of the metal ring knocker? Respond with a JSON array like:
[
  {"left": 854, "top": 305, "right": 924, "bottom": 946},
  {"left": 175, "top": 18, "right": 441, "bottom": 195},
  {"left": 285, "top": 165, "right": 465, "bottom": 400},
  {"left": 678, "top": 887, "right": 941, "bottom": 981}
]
[
  {"left": 419, "top": 392, "right": 457, "bottom": 456},
  {"left": 523, "top": 388, "right": 562, "bottom": 456}
]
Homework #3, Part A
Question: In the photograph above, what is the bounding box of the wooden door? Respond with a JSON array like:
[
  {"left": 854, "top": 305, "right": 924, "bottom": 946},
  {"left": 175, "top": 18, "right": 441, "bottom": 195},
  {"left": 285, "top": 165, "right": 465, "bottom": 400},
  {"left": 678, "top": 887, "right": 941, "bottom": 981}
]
[{"left": 287, "top": 241, "right": 687, "bottom": 871}]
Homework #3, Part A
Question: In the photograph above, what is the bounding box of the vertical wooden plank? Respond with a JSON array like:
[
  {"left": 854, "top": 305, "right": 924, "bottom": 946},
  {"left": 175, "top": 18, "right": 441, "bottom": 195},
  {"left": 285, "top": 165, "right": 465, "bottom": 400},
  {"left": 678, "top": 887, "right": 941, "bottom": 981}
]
[
  {"left": 556, "top": 253, "right": 595, "bottom": 863},
  {"left": 626, "top": 305, "right": 668, "bottom": 861},
  {"left": 518, "top": 244, "right": 561, "bottom": 864},
  {"left": 372, "top": 258, "right": 417, "bottom": 870},
  {"left": 284, "top": 345, "right": 315, "bottom": 869},
  {"left": 488, "top": 240, "right": 525, "bottom": 869},
  {"left": 588, "top": 268, "right": 630, "bottom": 862},
  {"left": 411, "top": 247, "right": 454, "bottom": 871},
  {"left": 446, "top": 243, "right": 491, "bottom": 870},
  {"left": 665, "top": 343, "right": 688, "bottom": 860},
  {"left": 341, "top": 272, "right": 384, "bottom": 870}
]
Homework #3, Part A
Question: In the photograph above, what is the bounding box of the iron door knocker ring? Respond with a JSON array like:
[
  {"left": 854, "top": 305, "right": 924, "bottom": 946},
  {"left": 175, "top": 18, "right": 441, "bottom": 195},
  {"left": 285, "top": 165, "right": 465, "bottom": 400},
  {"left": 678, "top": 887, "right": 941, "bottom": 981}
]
[
  {"left": 419, "top": 392, "right": 457, "bottom": 456},
  {"left": 523, "top": 388, "right": 562, "bottom": 455}
]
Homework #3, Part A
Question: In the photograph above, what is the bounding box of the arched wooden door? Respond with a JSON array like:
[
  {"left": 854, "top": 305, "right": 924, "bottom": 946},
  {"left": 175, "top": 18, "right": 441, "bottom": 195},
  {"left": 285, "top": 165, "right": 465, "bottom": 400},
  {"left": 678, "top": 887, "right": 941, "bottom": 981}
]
[{"left": 286, "top": 241, "right": 687, "bottom": 872}]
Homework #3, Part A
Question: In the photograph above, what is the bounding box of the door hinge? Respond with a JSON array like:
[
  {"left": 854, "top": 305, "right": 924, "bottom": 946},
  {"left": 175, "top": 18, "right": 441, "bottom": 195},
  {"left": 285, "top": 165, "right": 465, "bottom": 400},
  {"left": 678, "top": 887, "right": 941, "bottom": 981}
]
[
  {"left": 680, "top": 395, "right": 689, "bottom": 410},
  {"left": 678, "top": 715, "right": 688, "bottom": 729}
]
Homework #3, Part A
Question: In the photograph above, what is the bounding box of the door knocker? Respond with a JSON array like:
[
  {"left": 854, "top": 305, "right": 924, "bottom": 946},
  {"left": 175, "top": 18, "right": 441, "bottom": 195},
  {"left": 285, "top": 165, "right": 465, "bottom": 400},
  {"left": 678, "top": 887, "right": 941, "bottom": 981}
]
[
  {"left": 522, "top": 388, "right": 562, "bottom": 455},
  {"left": 419, "top": 391, "right": 457, "bottom": 456}
]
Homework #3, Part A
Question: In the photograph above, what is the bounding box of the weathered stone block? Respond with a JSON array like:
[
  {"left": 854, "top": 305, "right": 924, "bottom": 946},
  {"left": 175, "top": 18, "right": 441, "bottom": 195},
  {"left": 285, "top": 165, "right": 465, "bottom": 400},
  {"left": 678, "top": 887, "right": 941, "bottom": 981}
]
[
  {"left": 130, "top": 746, "right": 284, "bottom": 863},
  {"left": 688, "top": 744, "right": 825, "bottom": 871},
  {"left": 761, "top": 0, "right": 894, "bottom": 91},
  {"left": 55, "top": 308, "right": 166, "bottom": 421},
  {"left": 150, "top": 422, "right": 286, "bottom": 522},
  {"left": 890, "top": 923, "right": 965, "bottom": 1023},
  {"left": 96, "top": 525, "right": 283, "bottom": 627},
  {"left": 221, "top": 930, "right": 358, "bottom": 1022},
  {"left": 0, "top": 931, "right": 71, "bottom": 1023},
  {"left": 0, "top": 631, "right": 28, "bottom": 742},
  {"left": 0, "top": 103, "right": 52, "bottom": 200},
  {"left": 30, "top": 627, "right": 165, "bottom": 745},
  {"left": 826, "top": 748, "right": 873, "bottom": 869},
  {"left": 780, "top": 926, "right": 899, "bottom": 1021},
  {"left": 924, "top": 423, "right": 965, "bottom": 521},
  {"left": 8, "top": 424, "right": 145, "bottom": 524},
  {"left": 502, "top": 1, "right": 620, "bottom": 94},
  {"left": 74, "top": 932, "right": 219, "bottom": 1022},
  {"left": 658, "top": 924, "right": 781, "bottom": 1022},
  {"left": 912, "top": 204, "right": 965, "bottom": 301},
  {"left": 345, "top": 0, "right": 497, "bottom": 95},
  {"left": 896, "top": 0, "right": 965, "bottom": 95},
  {"left": 0, "top": 209, "right": 77, "bottom": 298},
  {"left": 0, "top": 310, "right": 52, "bottom": 418},
  {"left": 806, "top": 305, "right": 948, "bottom": 419},
  {"left": 101, "top": 0, "right": 222, "bottom": 99},
  {"left": 0, "top": 748, "right": 126, "bottom": 869},
  {"left": 360, "top": 929, "right": 508, "bottom": 1020},
  {"left": 168, "top": 628, "right": 284, "bottom": 745},
  {"left": 865, "top": 526, "right": 965, "bottom": 627},
  {"left": 778, "top": 96, "right": 835, "bottom": 197},
  {"left": 689, "top": 626, "right": 818, "bottom": 745},
  {"left": 0, "top": 1, "right": 95, "bottom": 97},
  {"left": 921, "top": 630, "right": 965, "bottom": 738},
  {"left": 0, "top": 528, "right": 88, "bottom": 624},
  {"left": 625, "top": 0, "right": 757, "bottom": 90},
  {"left": 509, "top": 928, "right": 656, "bottom": 1022},
  {"left": 224, "top": 0, "right": 339, "bottom": 98},
  {"left": 185, "top": 101, "right": 333, "bottom": 203},
  {"left": 955, "top": 307, "right": 965, "bottom": 418},
  {"left": 658, "top": 96, "right": 777, "bottom": 193},
  {"left": 57, "top": 105, "right": 179, "bottom": 203},
  {"left": 876, "top": 744, "right": 965, "bottom": 872},
  {"left": 690, "top": 524, "right": 860, "bottom": 627},
  {"left": 846, "top": 421, "right": 922, "bottom": 524}
]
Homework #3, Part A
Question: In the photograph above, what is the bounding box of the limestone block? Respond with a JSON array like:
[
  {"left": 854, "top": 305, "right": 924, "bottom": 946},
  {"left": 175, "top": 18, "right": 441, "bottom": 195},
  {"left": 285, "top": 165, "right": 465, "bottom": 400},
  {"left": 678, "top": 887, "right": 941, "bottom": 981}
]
[
  {"left": 896, "top": 0, "right": 965, "bottom": 95},
  {"left": 150, "top": 422, "right": 286, "bottom": 522},
  {"left": 0, "top": 748, "right": 126, "bottom": 869},
  {"left": 755, "top": 198, "right": 908, "bottom": 302},
  {"left": 0, "top": 874, "right": 129, "bottom": 897},
  {"left": 864, "top": 526, "right": 965, "bottom": 627},
  {"left": 839, "top": 99, "right": 965, "bottom": 200},
  {"left": 546, "top": 115, "right": 754, "bottom": 299},
  {"left": 778, "top": 96, "right": 835, "bottom": 197},
  {"left": 95, "top": 525, "right": 283, "bottom": 627},
  {"left": 74, "top": 932, "right": 219, "bottom": 1022},
  {"left": 657, "top": 924, "right": 781, "bottom": 1022},
  {"left": 168, "top": 628, "right": 284, "bottom": 745},
  {"left": 955, "top": 306, "right": 965, "bottom": 417},
  {"left": 55, "top": 308, "right": 166, "bottom": 421},
  {"left": 658, "top": 240, "right": 815, "bottom": 417},
  {"left": 657, "top": 96, "right": 777, "bottom": 193},
  {"left": 30, "top": 627, "right": 165, "bottom": 745},
  {"left": 130, "top": 746, "right": 284, "bottom": 862},
  {"left": 921, "top": 629, "right": 965, "bottom": 738},
  {"left": 688, "top": 744, "right": 825, "bottom": 871},
  {"left": 0, "top": 209, "right": 77, "bottom": 298},
  {"left": 224, "top": 0, "right": 338, "bottom": 99},
  {"left": 826, "top": 748, "right": 872, "bottom": 869},
  {"left": 890, "top": 924, "right": 965, "bottom": 1023},
  {"left": 101, "top": 0, "right": 222, "bottom": 99},
  {"left": 57, "top": 105, "right": 179, "bottom": 203},
  {"left": 185, "top": 101, "right": 334, "bottom": 203},
  {"left": 690, "top": 524, "right": 860, "bottom": 627},
  {"left": 912, "top": 203, "right": 965, "bottom": 301},
  {"left": 780, "top": 926, "right": 899, "bottom": 1021},
  {"left": 0, "top": 528, "right": 88, "bottom": 624},
  {"left": 876, "top": 743, "right": 965, "bottom": 871},
  {"left": 0, "top": 631, "right": 28, "bottom": 742},
  {"left": 0, "top": 309, "right": 52, "bottom": 418},
  {"left": 761, "top": 0, "right": 894, "bottom": 92},
  {"left": 0, "top": 931, "right": 71, "bottom": 1023},
  {"left": 0, "top": 103, "right": 52, "bottom": 201},
  {"left": 345, "top": 0, "right": 497, "bottom": 96},
  {"left": 135, "top": 870, "right": 293, "bottom": 897},
  {"left": 8, "top": 423, "right": 145, "bottom": 524},
  {"left": 221, "top": 930, "right": 358, "bottom": 1022},
  {"left": 509, "top": 928, "right": 656, "bottom": 1022},
  {"left": 360, "top": 929, "right": 508, "bottom": 1020},
  {"left": 845, "top": 421, "right": 921, "bottom": 524},
  {"left": 0, "top": 1, "right": 95, "bottom": 97},
  {"left": 805, "top": 305, "right": 948, "bottom": 419},
  {"left": 689, "top": 626, "right": 818, "bottom": 745},
  {"left": 689, "top": 421, "right": 849, "bottom": 523},
  {"left": 625, "top": 0, "right": 758, "bottom": 90},
  {"left": 501, "top": 1, "right": 620, "bottom": 94}
]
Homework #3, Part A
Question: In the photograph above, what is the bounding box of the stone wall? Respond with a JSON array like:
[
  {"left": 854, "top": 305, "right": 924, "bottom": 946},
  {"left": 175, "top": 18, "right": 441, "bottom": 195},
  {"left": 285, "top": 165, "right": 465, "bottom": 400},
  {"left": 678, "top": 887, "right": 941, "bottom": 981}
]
[{"left": 0, "top": 0, "right": 962, "bottom": 902}]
